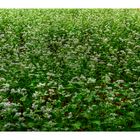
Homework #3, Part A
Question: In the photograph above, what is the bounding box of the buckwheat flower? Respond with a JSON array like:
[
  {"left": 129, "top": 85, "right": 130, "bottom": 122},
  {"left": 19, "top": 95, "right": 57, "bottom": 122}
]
[
  {"left": 136, "top": 60, "right": 140, "bottom": 64},
  {"left": 99, "top": 61, "right": 105, "bottom": 64},
  {"left": 104, "top": 74, "right": 111, "bottom": 83},
  {"left": 134, "top": 45, "right": 140, "bottom": 49},
  {"left": 106, "top": 87, "right": 112, "bottom": 90},
  {"left": 110, "top": 116, "right": 116, "bottom": 121},
  {"left": 15, "top": 112, "right": 21, "bottom": 117},
  {"left": 0, "top": 88, "right": 8, "bottom": 93},
  {"left": 92, "top": 57, "right": 98, "bottom": 62},
  {"left": 3, "top": 102, "right": 11, "bottom": 107},
  {"left": 48, "top": 89, "right": 55, "bottom": 95},
  {"left": 116, "top": 80, "right": 125, "bottom": 83},
  {"left": 19, "top": 117, "right": 25, "bottom": 121},
  {"left": 47, "top": 72, "right": 55, "bottom": 77},
  {"left": 87, "top": 78, "right": 96, "bottom": 84},
  {"left": 32, "top": 103, "right": 38, "bottom": 109},
  {"left": 4, "top": 123, "right": 12, "bottom": 128},
  {"left": 0, "top": 33, "right": 4, "bottom": 38},
  {"left": 103, "top": 38, "right": 108, "bottom": 43},
  {"left": 20, "top": 88, "right": 27, "bottom": 95},
  {"left": 110, "top": 113, "right": 117, "bottom": 117},
  {"left": 124, "top": 69, "right": 130, "bottom": 73},
  {"left": 108, "top": 97, "right": 114, "bottom": 101},
  {"left": 107, "top": 63, "right": 113, "bottom": 67},
  {"left": 129, "top": 88, "right": 134, "bottom": 92},
  {"left": 3, "top": 83, "right": 10, "bottom": 88},
  {"left": 68, "top": 112, "right": 72, "bottom": 119},
  {"left": 32, "top": 91, "right": 39, "bottom": 98},
  {"left": 95, "top": 86, "right": 101, "bottom": 89},
  {"left": 58, "top": 85, "right": 64, "bottom": 90},
  {"left": 12, "top": 108, "right": 17, "bottom": 112},
  {"left": 23, "top": 112, "right": 27, "bottom": 117},
  {"left": 17, "top": 88, "right": 21, "bottom": 93},
  {"left": 46, "top": 108, "right": 52, "bottom": 112},
  {"left": 47, "top": 114, "right": 51, "bottom": 119},
  {"left": 112, "top": 57, "right": 117, "bottom": 61},
  {"left": 127, "top": 49, "right": 134, "bottom": 55},
  {"left": 120, "top": 50, "right": 126, "bottom": 55},
  {"left": 88, "top": 106, "right": 93, "bottom": 111},
  {"left": 36, "top": 82, "right": 46, "bottom": 88},
  {"left": 21, "top": 88, "right": 26, "bottom": 92},
  {"left": 0, "top": 77, "right": 6, "bottom": 82},
  {"left": 41, "top": 106, "right": 46, "bottom": 112},
  {"left": 0, "top": 67, "right": 7, "bottom": 72},
  {"left": 11, "top": 89, "right": 16, "bottom": 94}
]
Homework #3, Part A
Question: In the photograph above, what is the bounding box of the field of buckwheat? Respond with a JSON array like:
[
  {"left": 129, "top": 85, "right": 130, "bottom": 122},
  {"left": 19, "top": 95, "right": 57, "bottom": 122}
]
[{"left": 0, "top": 9, "right": 140, "bottom": 131}]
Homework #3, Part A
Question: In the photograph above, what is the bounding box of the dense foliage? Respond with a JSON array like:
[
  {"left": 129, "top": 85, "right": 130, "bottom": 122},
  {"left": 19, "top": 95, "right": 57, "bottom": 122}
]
[{"left": 0, "top": 9, "right": 140, "bottom": 131}]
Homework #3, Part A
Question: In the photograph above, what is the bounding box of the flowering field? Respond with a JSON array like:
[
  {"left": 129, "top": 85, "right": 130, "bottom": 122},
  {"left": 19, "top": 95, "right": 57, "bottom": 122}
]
[{"left": 0, "top": 9, "right": 140, "bottom": 131}]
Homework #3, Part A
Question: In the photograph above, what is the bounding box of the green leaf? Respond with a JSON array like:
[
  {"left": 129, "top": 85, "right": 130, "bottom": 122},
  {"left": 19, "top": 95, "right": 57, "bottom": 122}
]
[
  {"left": 93, "top": 120, "right": 101, "bottom": 125},
  {"left": 132, "top": 123, "right": 140, "bottom": 128},
  {"left": 72, "top": 122, "right": 81, "bottom": 130}
]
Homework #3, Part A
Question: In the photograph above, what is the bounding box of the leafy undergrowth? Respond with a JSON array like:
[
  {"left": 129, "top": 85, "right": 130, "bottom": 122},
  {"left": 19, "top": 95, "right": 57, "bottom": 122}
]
[{"left": 0, "top": 9, "right": 140, "bottom": 131}]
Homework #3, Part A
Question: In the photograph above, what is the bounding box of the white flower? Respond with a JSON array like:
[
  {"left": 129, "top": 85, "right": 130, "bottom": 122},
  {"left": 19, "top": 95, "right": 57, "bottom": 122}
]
[
  {"left": 15, "top": 112, "right": 21, "bottom": 117},
  {"left": 3, "top": 102, "right": 11, "bottom": 107},
  {"left": 4, "top": 123, "right": 12, "bottom": 128},
  {"left": 129, "top": 88, "right": 134, "bottom": 92},
  {"left": 32, "top": 103, "right": 38, "bottom": 109},
  {"left": 0, "top": 77, "right": 6, "bottom": 82},
  {"left": 103, "top": 38, "right": 108, "bottom": 42},
  {"left": 47, "top": 115, "right": 51, "bottom": 119},
  {"left": 136, "top": 60, "right": 140, "bottom": 63},
  {"left": 46, "top": 108, "right": 52, "bottom": 112},
  {"left": 99, "top": 61, "right": 105, "bottom": 64},
  {"left": 47, "top": 72, "right": 55, "bottom": 77},
  {"left": 68, "top": 112, "right": 72, "bottom": 118},
  {"left": 106, "top": 87, "right": 112, "bottom": 90},
  {"left": 104, "top": 74, "right": 111, "bottom": 83},
  {"left": 92, "top": 57, "right": 98, "bottom": 62},
  {"left": 36, "top": 82, "right": 46, "bottom": 88},
  {"left": 95, "top": 86, "right": 101, "bottom": 89},
  {"left": 108, "top": 97, "right": 114, "bottom": 101},
  {"left": 41, "top": 106, "right": 46, "bottom": 112},
  {"left": 87, "top": 78, "right": 96, "bottom": 84},
  {"left": 110, "top": 113, "right": 117, "bottom": 116},
  {"left": 11, "top": 89, "right": 16, "bottom": 94},
  {"left": 3, "top": 83, "right": 10, "bottom": 88},
  {"left": 0, "top": 88, "right": 8, "bottom": 92},
  {"left": 19, "top": 117, "right": 25, "bottom": 121},
  {"left": 12, "top": 108, "right": 17, "bottom": 112},
  {"left": 48, "top": 89, "right": 55, "bottom": 95},
  {"left": 107, "top": 63, "right": 113, "bottom": 67},
  {"left": 116, "top": 80, "right": 124, "bottom": 83},
  {"left": 32, "top": 91, "right": 39, "bottom": 98},
  {"left": 134, "top": 45, "right": 140, "bottom": 49},
  {"left": 120, "top": 50, "right": 126, "bottom": 55}
]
